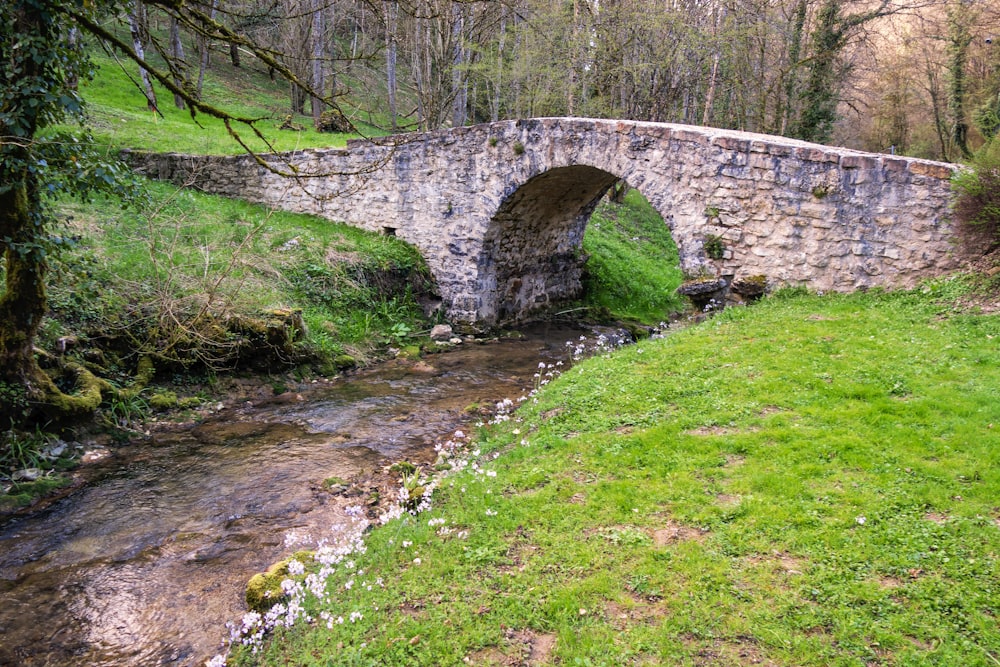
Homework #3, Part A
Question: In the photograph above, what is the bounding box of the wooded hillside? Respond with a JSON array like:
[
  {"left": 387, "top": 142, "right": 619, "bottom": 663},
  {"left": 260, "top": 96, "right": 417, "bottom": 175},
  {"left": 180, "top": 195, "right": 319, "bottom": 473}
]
[{"left": 123, "top": 0, "right": 1000, "bottom": 159}]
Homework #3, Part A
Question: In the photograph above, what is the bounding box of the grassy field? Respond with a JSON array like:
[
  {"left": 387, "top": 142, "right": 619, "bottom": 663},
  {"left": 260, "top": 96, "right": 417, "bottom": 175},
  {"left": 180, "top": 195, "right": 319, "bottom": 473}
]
[{"left": 227, "top": 280, "right": 1000, "bottom": 666}]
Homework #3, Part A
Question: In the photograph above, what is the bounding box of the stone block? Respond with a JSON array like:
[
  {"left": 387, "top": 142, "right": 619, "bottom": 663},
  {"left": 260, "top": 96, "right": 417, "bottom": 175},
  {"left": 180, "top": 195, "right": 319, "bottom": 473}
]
[
  {"left": 908, "top": 161, "right": 954, "bottom": 179},
  {"left": 840, "top": 154, "right": 880, "bottom": 170},
  {"left": 712, "top": 136, "right": 751, "bottom": 152},
  {"left": 793, "top": 147, "right": 834, "bottom": 162}
]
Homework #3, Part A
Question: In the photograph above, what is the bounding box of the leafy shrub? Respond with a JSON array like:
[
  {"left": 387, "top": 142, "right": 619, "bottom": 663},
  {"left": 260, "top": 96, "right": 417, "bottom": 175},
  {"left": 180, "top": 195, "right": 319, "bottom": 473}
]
[{"left": 952, "top": 140, "right": 1000, "bottom": 248}]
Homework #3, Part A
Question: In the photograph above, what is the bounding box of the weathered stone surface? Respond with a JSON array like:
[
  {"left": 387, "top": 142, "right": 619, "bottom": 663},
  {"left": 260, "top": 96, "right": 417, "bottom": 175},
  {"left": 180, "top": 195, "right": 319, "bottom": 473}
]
[
  {"left": 124, "top": 118, "right": 962, "bottom": 325},
  {"left": 429, "top": 324, "right": 453, "bottom": 341}
]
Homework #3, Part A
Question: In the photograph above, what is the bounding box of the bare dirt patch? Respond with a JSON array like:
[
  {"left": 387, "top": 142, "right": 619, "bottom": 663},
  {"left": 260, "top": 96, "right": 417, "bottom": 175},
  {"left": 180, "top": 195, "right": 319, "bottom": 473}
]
[
  {"left": 953, "top": 247, "right": 1000, "bottom": 314},
  {"left": 747, "top": 551, "right": 806, "bottom": 576},
  {"left": 715, "top": 493, "right": 742, "bottom": 508},
  {"left": 605, "top": 598, "right": 668, "bottom": 629},
  {"left": 725, "top": 454, "right": 746, "bottom": 467},
  {"left": 465, "top": 629, "right": 556, "bottom": 666},
  {"left": 685, "top": 425, "right": 739, "bottom": 436},
  {"left": 924, "top": 512, "right": 949, "bottom": 524},
  {"left": 501, "top": 540, "right": 538, "bottom": 575},
  {"left": 683, "top": 635, "right": 778, "bottom": 666},
  {"left": 653, "top": 519, "right": 708, "bottom": 546}
]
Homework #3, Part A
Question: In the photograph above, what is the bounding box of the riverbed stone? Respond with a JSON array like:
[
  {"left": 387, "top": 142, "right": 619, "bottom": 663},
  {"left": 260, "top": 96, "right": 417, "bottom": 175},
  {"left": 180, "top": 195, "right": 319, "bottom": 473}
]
[{"left": 429, "top": 324, "right": 453, "bottom": 341}]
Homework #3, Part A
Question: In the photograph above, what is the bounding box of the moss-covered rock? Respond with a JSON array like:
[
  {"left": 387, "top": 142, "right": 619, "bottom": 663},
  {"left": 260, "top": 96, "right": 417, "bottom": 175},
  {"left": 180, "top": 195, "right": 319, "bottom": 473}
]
[
  {"left": 244, "top": 550, "right": 314, "bottom": 613},
  {"left": 148, "top": 391, "right": 179, "bottom": 410},
  {"left": 334, "top": 354, "right": 356, "bottom": 370}
]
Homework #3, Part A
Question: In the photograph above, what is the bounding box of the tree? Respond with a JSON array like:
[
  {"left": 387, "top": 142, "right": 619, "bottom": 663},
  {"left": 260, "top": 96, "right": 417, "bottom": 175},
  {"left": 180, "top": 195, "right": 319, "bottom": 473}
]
[
  {"left": 0, "top": 0, "right": 354, "bottom": 425},
  {"left": 946, "top": 0, "right": 976, "bottom": 158},
  {"left": 791, "top": 0, "right": 896, "bottom": 143}
]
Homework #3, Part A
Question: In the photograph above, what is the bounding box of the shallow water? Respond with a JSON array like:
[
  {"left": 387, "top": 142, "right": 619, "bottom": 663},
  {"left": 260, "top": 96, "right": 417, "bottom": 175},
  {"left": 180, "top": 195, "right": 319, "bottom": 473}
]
[{"left": 0, "top": 326, "right": 590, "bottom": 666}]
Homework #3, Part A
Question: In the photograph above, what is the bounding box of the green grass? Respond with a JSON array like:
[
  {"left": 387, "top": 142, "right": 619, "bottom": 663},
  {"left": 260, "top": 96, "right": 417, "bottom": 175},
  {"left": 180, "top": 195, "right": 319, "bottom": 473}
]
[
  {"left": 47, "top": 179, "right": 431, "bottom": 374},
  {"left": 230, "top": 283, "right": 1000, "bottom": 666},
  {"left": 67, "top": 47, "right": 387, "bottom": 154},
  {"left": 582, "top": 189, "right": 685, "bottom": 322}
]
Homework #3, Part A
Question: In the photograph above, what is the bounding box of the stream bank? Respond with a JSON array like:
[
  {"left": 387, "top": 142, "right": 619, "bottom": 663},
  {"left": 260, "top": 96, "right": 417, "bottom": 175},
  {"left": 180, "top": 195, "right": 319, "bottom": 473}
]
[{"left": 0, "top": 323, "right": 630, "bottom": 666}]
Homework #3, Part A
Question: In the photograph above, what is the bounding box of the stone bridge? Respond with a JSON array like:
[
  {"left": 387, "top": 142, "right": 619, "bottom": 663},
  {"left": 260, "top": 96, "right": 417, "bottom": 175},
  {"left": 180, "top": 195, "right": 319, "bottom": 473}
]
[{"left": 128, "top": 117, "right": 960, "bottom": 325}]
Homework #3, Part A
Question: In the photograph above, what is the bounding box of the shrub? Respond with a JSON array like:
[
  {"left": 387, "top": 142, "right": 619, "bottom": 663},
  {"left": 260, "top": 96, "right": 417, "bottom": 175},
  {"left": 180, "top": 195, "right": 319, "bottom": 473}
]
[{"left": 952, "top": 140, "right": 1000, "bottom": 249}]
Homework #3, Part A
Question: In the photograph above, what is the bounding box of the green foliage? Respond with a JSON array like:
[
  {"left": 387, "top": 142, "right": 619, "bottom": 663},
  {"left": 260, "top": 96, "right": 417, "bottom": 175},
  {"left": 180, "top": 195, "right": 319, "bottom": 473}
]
[
  {"left": 102, "top": 390, "right": 149, "bottom": 431},
  {"left": 703, "top": 234, "right": 726, "bottom": 260},
  {"left": 952, "top": 140, "right": 1000, "bottom": 245},
  {"left": 0, "top": 425, "right": 46, "bottom": 472},
  {"left": 581, "top": 189, "right": 684, "bottom": 322},
  {"left": 69, "top": 49, "right": 384, "bottom": 155}
]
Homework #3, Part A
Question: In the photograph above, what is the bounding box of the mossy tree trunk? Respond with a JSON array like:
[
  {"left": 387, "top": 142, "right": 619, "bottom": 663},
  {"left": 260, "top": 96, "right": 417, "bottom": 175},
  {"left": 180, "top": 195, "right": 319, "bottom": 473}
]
[
  {"left": 946, "top": 0, "right": 974, "bottom": 160},
  {"left": 0, "top": 1, "right": 112, "bottom": 424},
  {"left": 0, "top": 183, "right": 51, "bottom": 420}
]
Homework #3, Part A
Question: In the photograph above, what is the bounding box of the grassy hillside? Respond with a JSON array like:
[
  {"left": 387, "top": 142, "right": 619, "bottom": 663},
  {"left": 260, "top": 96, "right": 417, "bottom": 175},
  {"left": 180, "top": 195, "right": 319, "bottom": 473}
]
[
  {"left": 48, "top": 180, "right": 432, "bottom": 372},
  {"left": 582, "top": 188, "right": 685, "bottom": 321},
  {"left": 227, "top": 281, "right": 1000, "bottom": 667},
  {"left": 69, "top": 44, "right": 389, "bottom": 154}
]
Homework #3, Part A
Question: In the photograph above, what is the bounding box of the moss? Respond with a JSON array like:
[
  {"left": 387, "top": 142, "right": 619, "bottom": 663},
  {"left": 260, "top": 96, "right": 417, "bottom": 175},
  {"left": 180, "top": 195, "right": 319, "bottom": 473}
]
[
  {"left": 704, "top": 234, "right": 726, "bottom": 260},
  {"left": 322, "top": 476, "right": 349, "bottom": 489},
  {"left": 398, "top": 345, "right": 422, "bottom": 359},
  {"left": 512, "top": 141, "right": 525, "bottom": 156},
  {"left": 148, "top": 391, "right": 179, "bottom": 410},
  {"left": 334, "top": 354, "right": 356, "bottom": 370},
  {"left": 389, "top": 461, "right": 417, "bottom": 477},
  {"left": 40, "top": 362, "right": 113, "bottom": 417},
  {"left": 811, "top": 184, "right": 831, "bottom": 198},
  {"left": 245, "top": 551, "right": 314, "bottom": 613}
]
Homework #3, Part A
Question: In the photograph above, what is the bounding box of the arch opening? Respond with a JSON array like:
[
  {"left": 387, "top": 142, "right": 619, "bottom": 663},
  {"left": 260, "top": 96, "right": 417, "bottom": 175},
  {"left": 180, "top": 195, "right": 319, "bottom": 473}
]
[{"left": 477, "top": 165, "right": 681, "bottom": 324}]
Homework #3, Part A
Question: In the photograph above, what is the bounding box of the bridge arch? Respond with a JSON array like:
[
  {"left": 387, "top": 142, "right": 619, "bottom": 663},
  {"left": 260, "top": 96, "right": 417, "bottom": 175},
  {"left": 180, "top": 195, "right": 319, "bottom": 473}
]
[
  {"left": 476, "top": 162, "right": 688, "bottom": 323},
  {"left": 479, "top": 165, "right": 621, "bottom": 322}
]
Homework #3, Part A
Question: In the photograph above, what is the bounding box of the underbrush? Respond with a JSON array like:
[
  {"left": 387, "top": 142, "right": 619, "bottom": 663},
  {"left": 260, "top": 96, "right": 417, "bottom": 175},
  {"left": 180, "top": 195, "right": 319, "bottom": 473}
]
[{"left": 225, "top": 284, "right": 1000, "bottom": 667}]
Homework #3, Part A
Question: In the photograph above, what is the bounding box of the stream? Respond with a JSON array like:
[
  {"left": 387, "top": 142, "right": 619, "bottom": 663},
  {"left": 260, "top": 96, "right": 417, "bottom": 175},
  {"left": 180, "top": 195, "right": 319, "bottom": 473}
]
[{"left": 0, "top": 325, "right": 605, "bottom": 666}]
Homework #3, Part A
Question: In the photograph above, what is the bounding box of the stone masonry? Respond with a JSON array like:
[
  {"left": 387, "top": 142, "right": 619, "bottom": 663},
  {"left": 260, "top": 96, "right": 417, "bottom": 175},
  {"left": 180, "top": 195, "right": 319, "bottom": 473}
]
[{"left": 126, "top": 117, "right": 960, "bottom": 325}]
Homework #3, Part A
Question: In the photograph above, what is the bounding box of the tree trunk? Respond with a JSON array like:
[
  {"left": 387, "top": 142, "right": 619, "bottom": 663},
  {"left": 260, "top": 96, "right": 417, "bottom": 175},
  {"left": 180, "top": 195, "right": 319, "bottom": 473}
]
[
  {"left": 947, "top": 0, "right": 974, "bottom": 159},
  {"left": 451, "top": 3, "right": 467, "bottom": 127},
  {"left": 386, "top": 0, "right": 399, "bottom": 131},
  {"left": 0, "top": 182, "right": 49, "bottom": 421},
  {"left": 230, "top": 41, "right": 241, "bottom": 68},
  {"left": 310, "top": 0, "right": 325, "bottom": 125},
  {"left": 196, "top": 0, "right": 218, "bottom": 98},
  {"left": 781, "top": 0, "right": 808, "bottom": 135},
  {"left": 67, "top": 27, "right": 79, "bottom": 90},
  {"left": 129, "top": 1, "right": 158, "bottom": 111},
  {"left": 792, "top": 0, "right": 842, "bottom": 143},
  {"left": 170, "top": 17, "right": 186, "bottom": 110}
]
